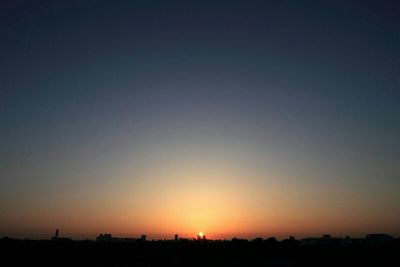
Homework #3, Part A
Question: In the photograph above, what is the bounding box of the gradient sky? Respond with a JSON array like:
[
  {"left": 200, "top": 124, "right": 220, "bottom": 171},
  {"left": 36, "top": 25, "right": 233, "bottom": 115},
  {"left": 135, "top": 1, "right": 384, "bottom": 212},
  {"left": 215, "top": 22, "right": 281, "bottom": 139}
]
[{"left": 1, "top": 0, "right": 400, "bottom": 240}]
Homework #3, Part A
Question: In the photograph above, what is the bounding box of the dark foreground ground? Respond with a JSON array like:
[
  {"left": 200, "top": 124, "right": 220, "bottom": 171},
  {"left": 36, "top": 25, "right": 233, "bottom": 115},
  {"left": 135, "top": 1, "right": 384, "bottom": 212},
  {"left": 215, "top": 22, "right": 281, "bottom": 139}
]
[{"left": 1, "top": 237, "right": 400, "bottom": 266}]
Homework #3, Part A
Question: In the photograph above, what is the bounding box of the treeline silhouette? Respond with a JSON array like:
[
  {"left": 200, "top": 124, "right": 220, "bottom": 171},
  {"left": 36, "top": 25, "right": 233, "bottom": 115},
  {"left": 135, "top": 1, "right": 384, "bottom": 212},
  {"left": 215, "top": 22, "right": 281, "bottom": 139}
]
[{"left": 1, "top": 234, "right": 399, "bottom": 266}]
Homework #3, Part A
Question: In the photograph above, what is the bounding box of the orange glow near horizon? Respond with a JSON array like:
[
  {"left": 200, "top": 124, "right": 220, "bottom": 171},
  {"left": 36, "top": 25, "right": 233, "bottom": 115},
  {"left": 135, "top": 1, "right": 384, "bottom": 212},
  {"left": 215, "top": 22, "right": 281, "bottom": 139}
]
[{"left": 1, "top": 140, "right": 400, "bottom": 240}]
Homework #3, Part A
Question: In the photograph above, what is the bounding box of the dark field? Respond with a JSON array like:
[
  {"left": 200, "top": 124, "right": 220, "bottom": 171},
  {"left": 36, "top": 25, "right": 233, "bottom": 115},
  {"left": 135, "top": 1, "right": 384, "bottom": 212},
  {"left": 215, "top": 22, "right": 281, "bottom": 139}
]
[{"left": 2, "top": 237, "right": 399, "bottom": 266}]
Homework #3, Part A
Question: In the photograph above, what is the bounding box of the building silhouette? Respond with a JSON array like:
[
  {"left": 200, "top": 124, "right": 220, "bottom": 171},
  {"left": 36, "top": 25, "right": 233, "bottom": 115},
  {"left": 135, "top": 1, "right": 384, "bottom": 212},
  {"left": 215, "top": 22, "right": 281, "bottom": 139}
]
[
  {"left": 96, "top": 233, "right": 113, "bottom": 242},
  {"left": 53, "top": 229, "right": 59, "bottom": 239},
  {"left": 366, "top": 234, "right": 394, "bottom": 244},
  {"left": 51, "top": 229, "right": 71, "bottom": 241},
  {"left": 197, "top": 233, "right": 206, "bottom": 240}
]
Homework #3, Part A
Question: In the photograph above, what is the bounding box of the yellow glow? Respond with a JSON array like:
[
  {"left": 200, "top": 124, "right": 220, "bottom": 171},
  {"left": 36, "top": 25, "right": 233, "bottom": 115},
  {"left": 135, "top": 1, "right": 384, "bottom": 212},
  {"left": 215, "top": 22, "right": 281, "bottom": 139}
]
[{"left": 3, "top": 138, "right": 399, "bottom": 240}]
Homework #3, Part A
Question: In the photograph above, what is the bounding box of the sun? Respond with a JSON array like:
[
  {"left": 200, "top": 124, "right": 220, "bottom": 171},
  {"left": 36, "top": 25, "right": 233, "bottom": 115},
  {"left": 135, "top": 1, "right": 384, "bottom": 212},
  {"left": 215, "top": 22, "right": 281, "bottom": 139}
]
[{"left": 197, "top": 232, "right": 205, "bottom": 239}]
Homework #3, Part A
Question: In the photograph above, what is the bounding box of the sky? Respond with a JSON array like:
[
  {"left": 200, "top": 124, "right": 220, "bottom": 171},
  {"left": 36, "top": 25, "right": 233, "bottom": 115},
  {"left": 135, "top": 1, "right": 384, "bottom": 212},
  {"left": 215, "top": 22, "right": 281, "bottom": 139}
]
[{"left": 1, "top": 0, "right": 400, "bottom": 240}]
